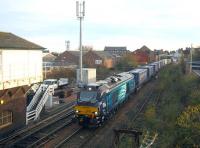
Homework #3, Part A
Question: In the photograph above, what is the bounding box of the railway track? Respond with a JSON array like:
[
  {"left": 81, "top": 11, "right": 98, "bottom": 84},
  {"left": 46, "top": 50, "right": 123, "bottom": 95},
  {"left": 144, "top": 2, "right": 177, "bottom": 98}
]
[
  {"left": 54, "top": 127, "right": 94, "bottom": 148},
  {"left": 54, "top": 84, "right": 157, "bottom": 148},
  {"left": 0, "top": 101, "right": 76, "bottom": 148},
  {"left": 55, "top": 127, "right": 83, "bottom": 148}
]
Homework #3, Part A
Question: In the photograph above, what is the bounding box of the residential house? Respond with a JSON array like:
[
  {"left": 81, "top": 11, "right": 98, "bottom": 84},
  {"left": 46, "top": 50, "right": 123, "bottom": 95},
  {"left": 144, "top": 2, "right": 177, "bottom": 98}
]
[
  {"left": 104, "top": 46, "right": 129, "bottom": 57},
  {"left": 55, "top": 50, "right": 79, "bottom": 68},
  {"left": 83, "top": 50, "right": 114, "bottom": 68},
  {"left": 104, "top": 46, "right": 130, "bottom": 65},
  {"left": 55, "top": 50, "right": 88, "bottom": 69},
  {"left": 132, "top": 45, "right": 156, "bottom": 64},
  {"left": 43, "top": 52, "right": 57, "bottom": 63},
  {"left": 43, "top": 52, "right": 57, "bottom": 77}
]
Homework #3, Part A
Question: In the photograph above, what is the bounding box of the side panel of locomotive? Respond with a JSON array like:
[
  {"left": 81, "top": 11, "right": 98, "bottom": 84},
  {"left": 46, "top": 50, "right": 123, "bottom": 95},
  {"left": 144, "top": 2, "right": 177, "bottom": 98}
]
[{"left": 105, "top": 77, "right": 135, "bottom": 113}]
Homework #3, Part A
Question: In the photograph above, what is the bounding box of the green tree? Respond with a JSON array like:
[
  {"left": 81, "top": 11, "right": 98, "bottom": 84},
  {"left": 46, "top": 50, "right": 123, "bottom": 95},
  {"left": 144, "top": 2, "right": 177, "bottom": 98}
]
[
  {"left": 116, "top": 54, "right": 138, "bottom": 71},
  {"left": 180, "top": 53, "right": 186, "bottom": 74}
]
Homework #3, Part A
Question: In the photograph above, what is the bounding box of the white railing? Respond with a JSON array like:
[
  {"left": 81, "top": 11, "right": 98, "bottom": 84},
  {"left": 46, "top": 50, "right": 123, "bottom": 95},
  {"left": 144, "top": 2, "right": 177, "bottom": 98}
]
[
  {"left": 27, "top": 84, "right": 44, "bottom": 111},
  {"left": 34, "top": 85, "right": 54, "bottom": 120},
  {"left": 26, "top": 85, "right": 54, "bottom": 124},
  {"left": 26, "top": 110, "right": 36, "bottom": 124}
]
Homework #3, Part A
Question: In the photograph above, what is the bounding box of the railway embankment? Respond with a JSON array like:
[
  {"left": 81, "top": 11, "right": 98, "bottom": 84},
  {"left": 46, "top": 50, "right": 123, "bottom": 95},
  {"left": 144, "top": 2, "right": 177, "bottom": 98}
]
[{"left": 133, "top": 64, "right": 200, "bottom": 147}]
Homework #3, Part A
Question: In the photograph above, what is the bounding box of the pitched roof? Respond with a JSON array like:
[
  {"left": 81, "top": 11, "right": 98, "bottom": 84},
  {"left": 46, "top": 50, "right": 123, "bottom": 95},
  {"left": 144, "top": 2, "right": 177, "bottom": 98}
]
[
  {"left": 0, "top": 32, "right": 45, "bottom": 50},
  {"left": 56, "top": 50, "right": 77, "bottom": 61},
  {"left": 94, "top": 51, "right": 114, "bottom": 59},
  {"left": 43, "top": 53, "right": 57, "bottom": 62},
  {"left": 104, "top": 46, "right": 127, "bottom": 51},
  {"left": 55, "top": 50, "right": 88, "bottom": 64},
  {"left": 134, "top": 45, "right": 153, "bottom": 54},
  {"left": 140, "top": 45, "right": 151, "bottom": 51},
  {"left": 68, "top": 50, "right": 88, "bottom": 57}
]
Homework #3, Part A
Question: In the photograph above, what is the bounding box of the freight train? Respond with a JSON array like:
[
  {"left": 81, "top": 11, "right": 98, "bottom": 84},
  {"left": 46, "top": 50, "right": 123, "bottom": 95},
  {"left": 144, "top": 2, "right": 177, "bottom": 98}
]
[{"left": 74, "top": 59, "right": 171, "bottom": 127}]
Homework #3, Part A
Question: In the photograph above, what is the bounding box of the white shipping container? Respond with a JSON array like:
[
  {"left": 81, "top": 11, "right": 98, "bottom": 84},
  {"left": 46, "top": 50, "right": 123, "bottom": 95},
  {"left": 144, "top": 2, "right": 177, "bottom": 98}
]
[{"left": 76, "top": 68, "right": 96, "bottom": 85}]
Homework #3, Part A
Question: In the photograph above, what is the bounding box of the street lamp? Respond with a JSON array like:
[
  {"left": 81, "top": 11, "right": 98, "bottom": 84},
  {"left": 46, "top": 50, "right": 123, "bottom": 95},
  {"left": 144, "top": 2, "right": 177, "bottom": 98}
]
[{"left": 76, "top": 1, "right": 85, "bottom": 83}]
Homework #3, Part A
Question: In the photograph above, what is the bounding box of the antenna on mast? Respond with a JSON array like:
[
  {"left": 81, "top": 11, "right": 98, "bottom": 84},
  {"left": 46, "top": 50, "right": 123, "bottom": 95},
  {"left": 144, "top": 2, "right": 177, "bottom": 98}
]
[
  {"left": 82, "top": 1, "right": 85, "bottom": 16},
  {"left": 76, "top": 1, "right": 79, "bottom": 17},
  {"left": 65, "top": 40, "right": 70, "bottom": 51}
]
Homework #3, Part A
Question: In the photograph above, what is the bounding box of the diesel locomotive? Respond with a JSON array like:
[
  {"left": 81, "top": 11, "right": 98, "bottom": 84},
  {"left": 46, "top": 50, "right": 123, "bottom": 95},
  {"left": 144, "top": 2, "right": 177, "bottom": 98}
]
[{"left": 74, "top": 59, "right": 171, "bottom": 126}]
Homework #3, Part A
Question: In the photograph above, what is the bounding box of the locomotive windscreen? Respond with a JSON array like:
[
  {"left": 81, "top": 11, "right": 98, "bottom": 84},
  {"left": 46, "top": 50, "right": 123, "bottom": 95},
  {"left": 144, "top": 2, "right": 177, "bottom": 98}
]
[{"left": 79, "top": 91, "right": 98, "bottom": 103}]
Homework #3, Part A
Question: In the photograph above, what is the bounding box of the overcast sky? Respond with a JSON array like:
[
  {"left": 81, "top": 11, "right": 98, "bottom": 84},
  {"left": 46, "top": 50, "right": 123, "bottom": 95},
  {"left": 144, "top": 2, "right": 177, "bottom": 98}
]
[{"left": 1, "top": 0, "right": 200, "bottom": 52}]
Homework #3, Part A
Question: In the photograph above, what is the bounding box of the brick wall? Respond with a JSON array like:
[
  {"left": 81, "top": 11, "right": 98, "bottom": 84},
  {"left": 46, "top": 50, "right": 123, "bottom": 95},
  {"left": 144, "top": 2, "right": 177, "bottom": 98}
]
[
  {"left": 83, "top": 51, "right": 103, "bottom": 67},
  {"left": 83, "top": 51, "right": 114, "bottom": 68},
  {"left": 103, "top": 59, "right": 114, "bottom": 68},
  {"left": 56, "top": 51, "right": 79, "bottom": 65},
  {"left": 132, "top": 52, "right": 149, "bottom": 64},
  {"left": 0, "top": 86, "right": 29, "bottom": 138}
]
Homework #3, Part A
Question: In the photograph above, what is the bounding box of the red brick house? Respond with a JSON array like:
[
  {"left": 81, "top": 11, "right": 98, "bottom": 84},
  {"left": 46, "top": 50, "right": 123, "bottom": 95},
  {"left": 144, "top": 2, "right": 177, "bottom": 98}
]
[
  {"left": 55, "top": 51, "right": 79, "bottom": 65},
  {"left": 53, "top": 50, "right": 87, "bottom": 69},
  {"left": 132, "top": 45, "right": 156, "bottom": 64},
  {"left": 132, "top": 52, "right": 149, "bottom": 64},
  {"left": 83, "top": 50, "right": 114, "bottom": 68}
]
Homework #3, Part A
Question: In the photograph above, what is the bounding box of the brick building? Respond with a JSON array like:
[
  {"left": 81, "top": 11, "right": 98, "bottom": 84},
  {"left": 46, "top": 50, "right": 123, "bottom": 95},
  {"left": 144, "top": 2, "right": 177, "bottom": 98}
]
[
  {"left": 83, "top": 50, "right": 114, "bottom": 68},
  {"left": 55, "top": 50, "right": 89, "bottom": 68},
  {"left": 132, "top": 45, "right": 156, "bottom": 64},
  {"left": 104, "top": 46, "right": 129, "bottom": 56},
  {"left": 0, "top": 32, "right": 44, "bottom": 137}
]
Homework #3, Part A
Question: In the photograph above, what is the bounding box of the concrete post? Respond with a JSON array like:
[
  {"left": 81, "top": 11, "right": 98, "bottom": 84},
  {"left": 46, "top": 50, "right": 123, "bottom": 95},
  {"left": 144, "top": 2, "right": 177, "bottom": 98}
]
[{"left": 45, "top": 94, "right": 53, "bottom": 109}]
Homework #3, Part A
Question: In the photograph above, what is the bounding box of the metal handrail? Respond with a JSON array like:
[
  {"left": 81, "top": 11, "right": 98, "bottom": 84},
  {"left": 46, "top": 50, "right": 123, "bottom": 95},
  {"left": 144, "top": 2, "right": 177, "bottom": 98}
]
[
  {"left": 26, "top": 110, "right": 36, "bottom": 124},
  {"left": 34, "top": 85, "right": 54, "bottom": 120},
  {"left": 27, "top": 85, "right": 43, "bottom": 111},
  {"left": 26, "top": 85, "right": 54, "bottom": 124}
]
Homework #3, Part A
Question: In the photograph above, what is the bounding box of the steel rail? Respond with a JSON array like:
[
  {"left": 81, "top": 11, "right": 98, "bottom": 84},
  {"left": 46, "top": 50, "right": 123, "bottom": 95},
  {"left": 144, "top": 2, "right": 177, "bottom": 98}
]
[
  {"left": 27, "top": 118, "right": 74, "bottom": 148},
  {"left": 8, "top": 110, "right": 74, "bottom": 147},
  {"left": 0, "top": 102, "right": 75, "bottom": 147},
  {"left": 55, "top": 127, "right": 82, "bottom": 148}
]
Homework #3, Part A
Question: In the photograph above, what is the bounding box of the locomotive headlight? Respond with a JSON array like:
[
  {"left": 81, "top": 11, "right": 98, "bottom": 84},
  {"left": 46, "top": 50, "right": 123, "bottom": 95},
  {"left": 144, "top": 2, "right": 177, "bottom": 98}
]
[
  {"left": 76, "top": 110, "right": 79, "bottom": 113},
  {"left": 94, "top": 111, "right": 98, "bottom": 115}
]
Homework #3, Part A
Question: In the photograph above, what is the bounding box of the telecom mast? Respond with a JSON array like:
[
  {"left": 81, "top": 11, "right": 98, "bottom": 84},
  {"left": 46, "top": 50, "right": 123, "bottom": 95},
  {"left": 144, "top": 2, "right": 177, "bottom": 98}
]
[{"left": 76, "top": 1, "right": 85, "bottom": 83}]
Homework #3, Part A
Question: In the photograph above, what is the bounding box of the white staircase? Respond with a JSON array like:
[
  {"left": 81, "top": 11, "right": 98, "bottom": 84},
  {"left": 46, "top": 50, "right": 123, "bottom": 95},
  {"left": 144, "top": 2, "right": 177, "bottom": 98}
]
[{"left": 26, "top": 84, "right": 54, "bottom": 124}]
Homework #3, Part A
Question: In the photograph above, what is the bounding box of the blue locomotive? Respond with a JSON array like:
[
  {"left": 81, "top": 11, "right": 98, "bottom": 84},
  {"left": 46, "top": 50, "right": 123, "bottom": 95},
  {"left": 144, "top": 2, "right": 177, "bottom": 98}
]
[
  {"left": 74, "top": 72, "right": 135, "bottom": 126},
  {"left": 74, "top": 59, "right": 171, "bottom": 126}
]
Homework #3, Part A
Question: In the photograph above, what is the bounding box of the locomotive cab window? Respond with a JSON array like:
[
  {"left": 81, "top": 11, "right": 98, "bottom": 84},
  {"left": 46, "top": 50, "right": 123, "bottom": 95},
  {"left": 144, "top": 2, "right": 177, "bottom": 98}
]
[
  {"left": 79, "top": 91, "right": 98, "bottom": 103},
  {"left": 0, "top": 111, "right": 13, "bottom": 129}
]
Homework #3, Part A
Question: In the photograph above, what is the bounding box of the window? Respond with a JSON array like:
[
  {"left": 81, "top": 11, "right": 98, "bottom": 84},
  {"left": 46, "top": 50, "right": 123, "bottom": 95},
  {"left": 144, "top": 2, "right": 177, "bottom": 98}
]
[
  {"left": 0, "top": 111, "right": 12, "bottom": 128},
  {"left": 95, "top": 60, "right": 102, "bottom": 65},
  {"left": 79, "top": 91, "right": 97, "bottom": 103}
]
